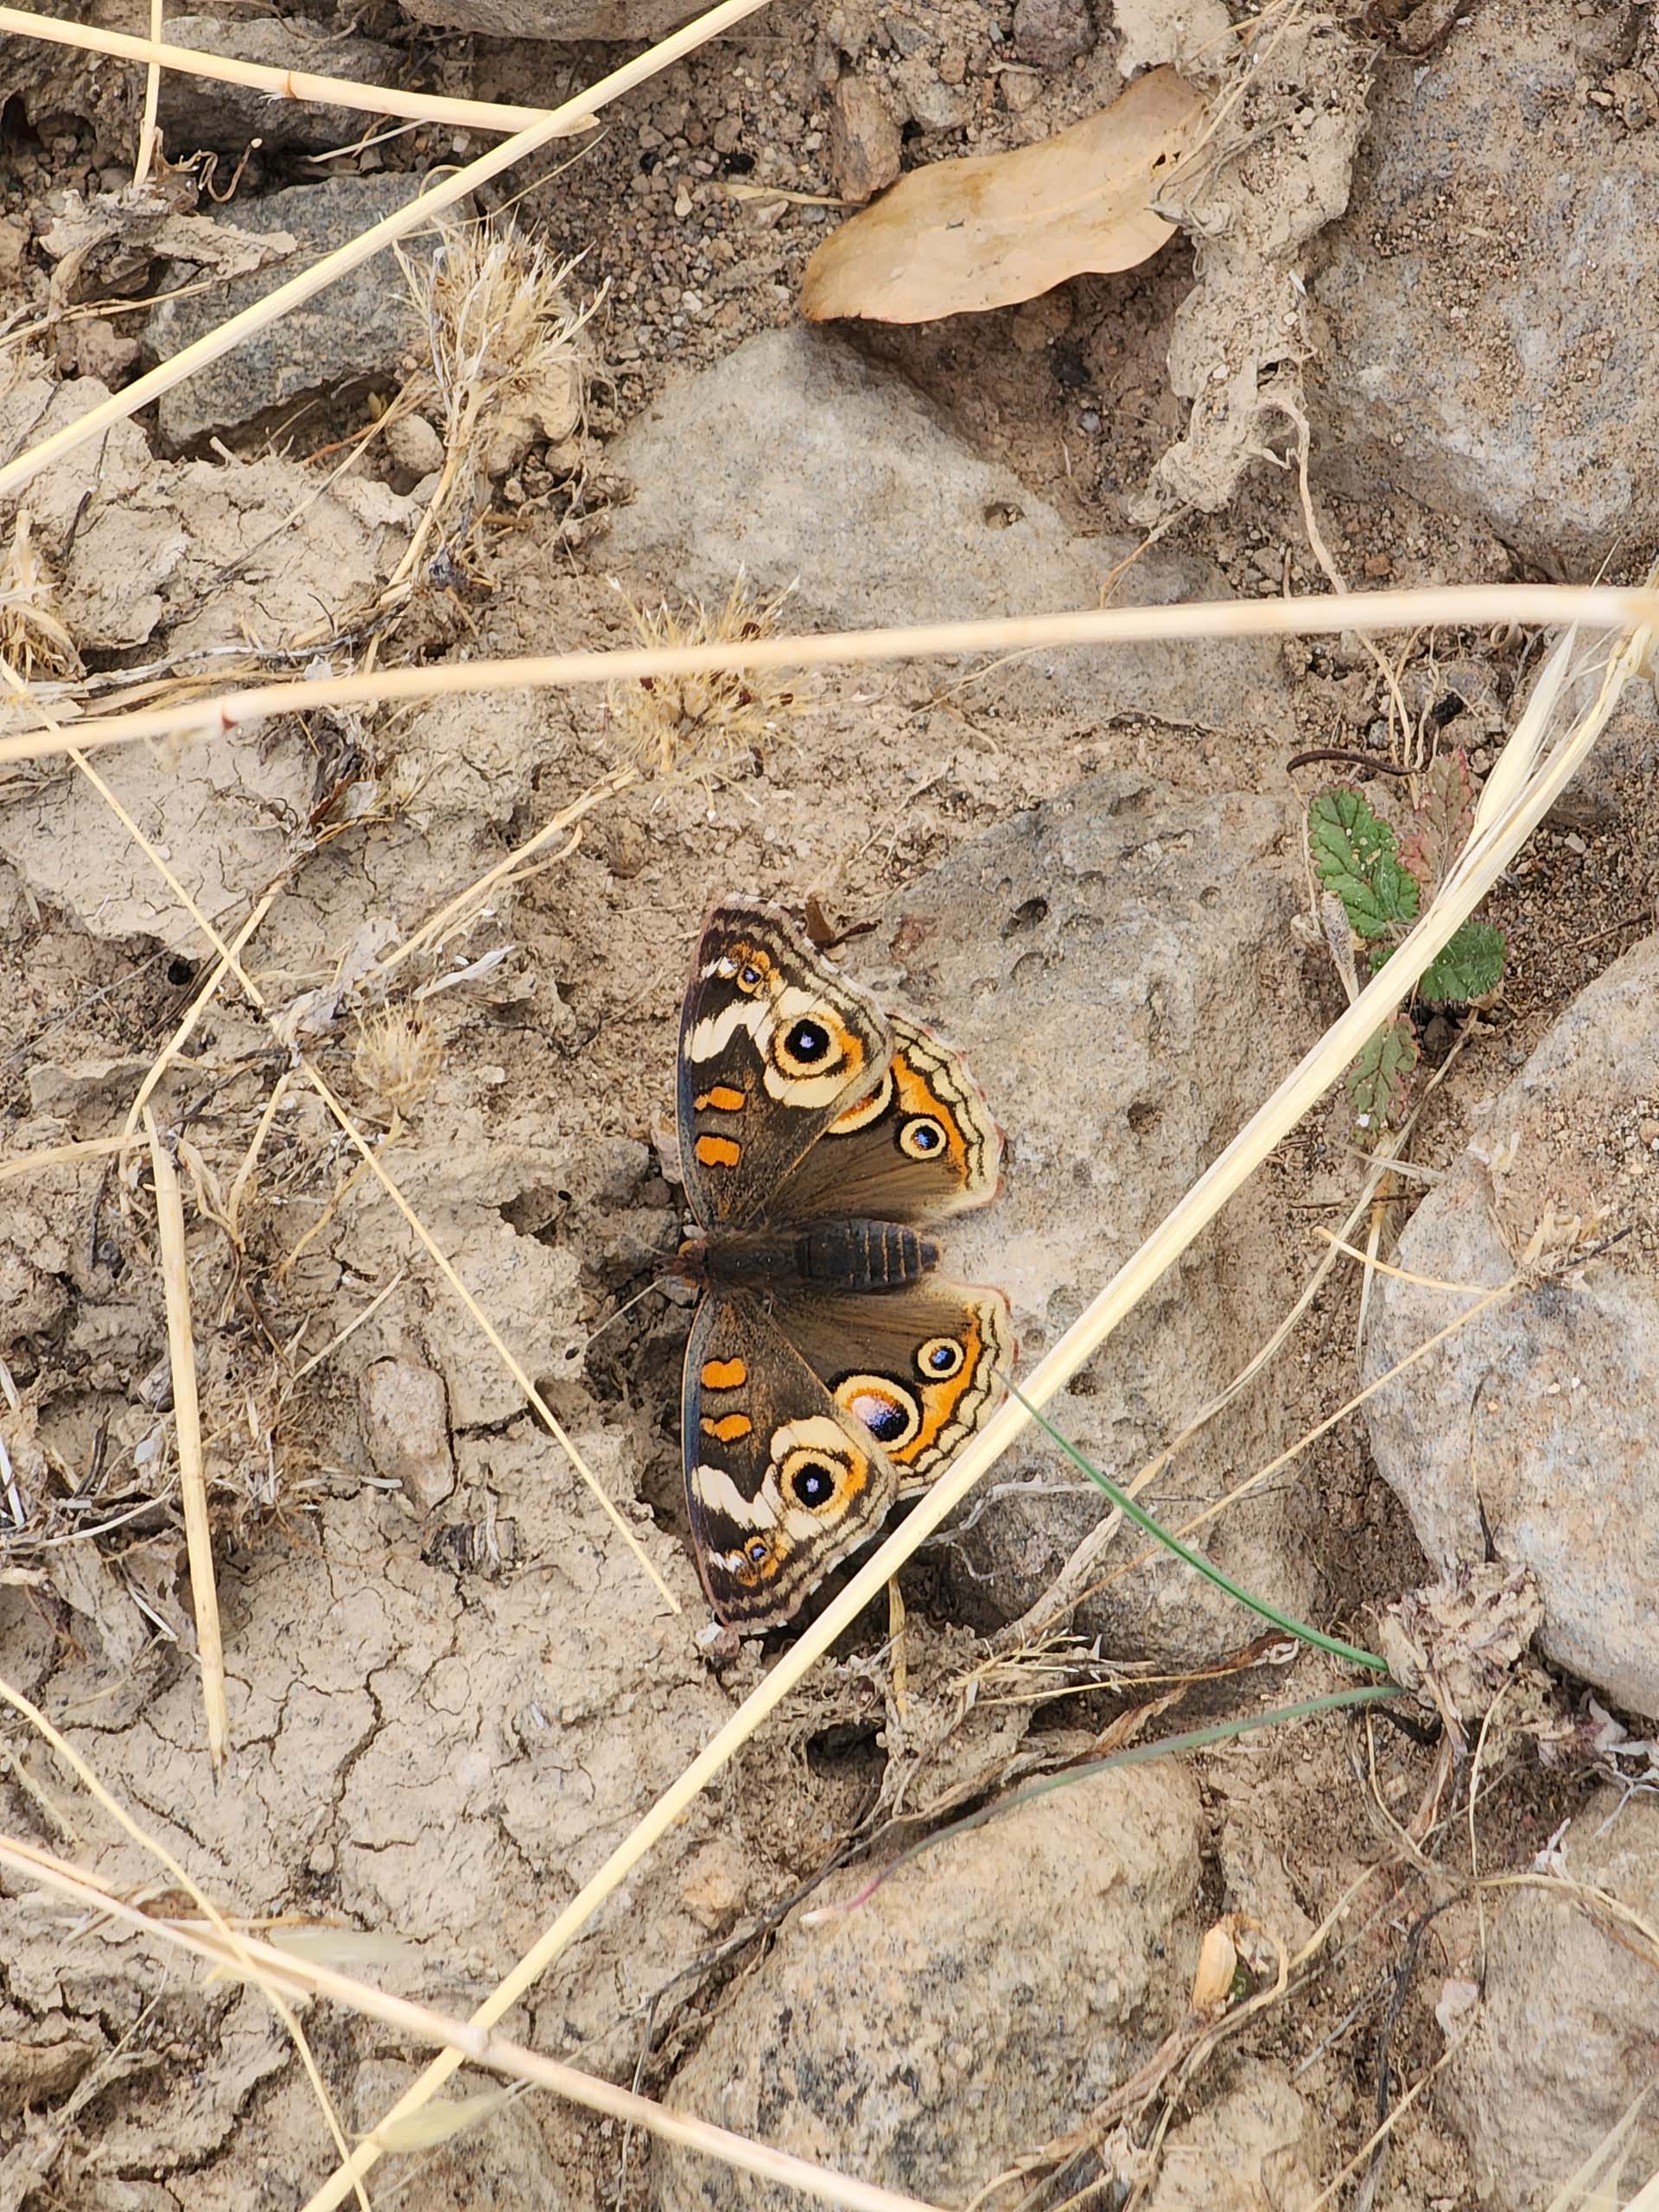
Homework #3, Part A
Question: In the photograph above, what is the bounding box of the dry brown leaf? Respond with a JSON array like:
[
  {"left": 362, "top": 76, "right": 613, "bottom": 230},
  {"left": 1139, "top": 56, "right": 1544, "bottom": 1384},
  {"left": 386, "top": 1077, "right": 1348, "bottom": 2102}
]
[{"left": 801, "top": 65, "right": 1205, "bottom": 325}]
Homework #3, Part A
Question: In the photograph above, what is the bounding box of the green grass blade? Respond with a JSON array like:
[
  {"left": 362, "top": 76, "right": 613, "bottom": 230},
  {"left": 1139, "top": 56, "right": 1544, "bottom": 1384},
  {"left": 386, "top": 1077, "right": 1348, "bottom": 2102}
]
[
  {"left": 1007, "top": 1380, "right": 1390, "bottom": 1675},
  {"left": 814, "top": 1685, "right": 1403, "bottom": 1918}
]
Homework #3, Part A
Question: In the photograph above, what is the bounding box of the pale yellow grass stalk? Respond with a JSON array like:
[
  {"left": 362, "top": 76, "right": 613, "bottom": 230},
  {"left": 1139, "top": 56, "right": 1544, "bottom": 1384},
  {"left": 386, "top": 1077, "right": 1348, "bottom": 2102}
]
[
  {"left": 121, "top": 881, "right": 282, "bottom": 1141},
  {"left": 0, "top": 584, "right": 1651, "bottom": 772},
  {"left": 0, "top": 4, "right": 558, "bottom": 133},
  {"left": 380, "top": 764, "right": 638, "bottom": 973},
  {"left": 143, "top": 1108, "right": 228, "bottom": 1770},
  {"left": 0, "top": 1135, "right": 141, "bottom": 1183},
  {"left": 0, "top": 0, "right": 775, "bottom": 512},
  {"left": 0, "top": 1832, "right": 946, "bottom": 2212},
  {"left": 130, "top": 0, "right": 164, "bottom": 187},
  {"left": 317, "top": 597, "right": 1654, "bottom": 2211}
]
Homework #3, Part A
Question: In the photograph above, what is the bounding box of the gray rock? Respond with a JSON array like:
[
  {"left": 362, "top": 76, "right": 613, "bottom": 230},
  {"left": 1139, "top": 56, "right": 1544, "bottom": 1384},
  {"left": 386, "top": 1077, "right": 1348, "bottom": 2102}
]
[
  {"left": 158, "top": 17, "right": 401, "bottom": 154},
  {"left": 1547, "top": 683, "right": 1659, "bottom": 837},
  {"left": 1014, "top": 0, "right": 1096, "bottom": 67},
  {"left": 654, "top": 1761, "right": 1204, "bottom": 2211},
  {"left": 606, "top": 327, "right": 1295, "bottom": 735},
  {"left": 1442, "top": 1789, "right": 1659, "bottom": 2209},
  {"left": 829, "top": 77, "right": 903, "bottom": 201},
  {"left": 395, "top": 0, "right": 686, "bottom": 41},
  {"left": 359, "top": 1357, "right": 455, "bottom": 1510},
  {"left": 145, "top": 173, "right": 426, "bottom": 450},
  {"left": 1363, "top": 928, "right": 1659, "bottom": 1718},
  {"left": 1312, "top": 0, "right": 1659, "bottom": 574},
  {"left": 867, "top": 773, "right": 1311, "bottom": 1661}
]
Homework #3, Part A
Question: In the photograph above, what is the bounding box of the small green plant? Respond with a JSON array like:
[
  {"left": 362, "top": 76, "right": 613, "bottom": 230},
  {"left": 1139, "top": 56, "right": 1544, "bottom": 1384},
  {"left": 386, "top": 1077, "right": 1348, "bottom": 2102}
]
[{"left": 1309, "top": 751, "right": 1507, "bottom": 1132}]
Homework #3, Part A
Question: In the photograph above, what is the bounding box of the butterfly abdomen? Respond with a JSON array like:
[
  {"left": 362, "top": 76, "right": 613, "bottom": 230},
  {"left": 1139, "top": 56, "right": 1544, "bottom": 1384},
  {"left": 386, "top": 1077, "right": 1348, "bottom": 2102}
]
[
  {"left": 701, "top": 1219, "right": 939, "bottom": 1295},
  {"left": 796, "top": 1219, "right": 939, "bottom": 1289}
]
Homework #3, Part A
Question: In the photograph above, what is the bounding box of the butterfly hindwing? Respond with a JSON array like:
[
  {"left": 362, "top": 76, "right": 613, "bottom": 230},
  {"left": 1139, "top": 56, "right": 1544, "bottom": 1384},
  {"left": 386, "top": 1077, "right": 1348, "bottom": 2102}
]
[
  {"left": 683, "top": 1287, "right": 901, "bottom": 1628},
  {"left": 677, "top": 902, "right": 892, "bottom": 1230},
  {"left": 767, "top": 1014, "right": 1003, "bottom": 1227},
  {"left": 766, "top": 1278, "right": 1014, "bottom": 1486}
]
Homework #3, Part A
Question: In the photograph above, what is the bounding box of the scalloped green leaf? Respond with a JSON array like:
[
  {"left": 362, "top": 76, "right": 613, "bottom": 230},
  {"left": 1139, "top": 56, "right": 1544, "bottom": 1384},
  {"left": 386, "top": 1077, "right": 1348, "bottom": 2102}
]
[
  {"left": 1419, "top": 918, "right": 1507, "bottom": 1007},
  {"left": 1350, "top": 1016, "right": 1420, "bottom": 1132},
  {"left": 1308, "top": 788, "right": 1421, "bottom": 940}
]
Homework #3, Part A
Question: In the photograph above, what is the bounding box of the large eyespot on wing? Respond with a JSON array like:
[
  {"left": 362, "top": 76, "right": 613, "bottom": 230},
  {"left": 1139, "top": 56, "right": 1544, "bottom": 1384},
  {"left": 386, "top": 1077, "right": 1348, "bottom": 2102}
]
[{"left": 763, "top": 995, "right": 875, "bottom": 1107}]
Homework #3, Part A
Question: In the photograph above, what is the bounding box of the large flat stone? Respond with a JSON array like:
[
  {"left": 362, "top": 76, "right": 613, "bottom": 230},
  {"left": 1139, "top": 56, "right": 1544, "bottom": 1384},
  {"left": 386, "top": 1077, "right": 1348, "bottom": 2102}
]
[
  {"left": 1363, "top": 929, "right": 1659, "bottom": 1717},
  {"left": 1312, "top": 0, "right": 1659, "bottom": 575},
  {"left": 606, "top": 326, "right": 1297, "bottom": 735},
  {"left": 144, "top": 172, "right": 426, "bottom": 451}
]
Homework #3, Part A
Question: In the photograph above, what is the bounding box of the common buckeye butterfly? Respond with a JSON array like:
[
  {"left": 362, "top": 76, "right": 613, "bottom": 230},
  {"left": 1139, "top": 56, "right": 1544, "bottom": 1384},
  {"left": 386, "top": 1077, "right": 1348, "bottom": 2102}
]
[{"left": 676, "top": 899, "right": 1012, "bottom": 1629}]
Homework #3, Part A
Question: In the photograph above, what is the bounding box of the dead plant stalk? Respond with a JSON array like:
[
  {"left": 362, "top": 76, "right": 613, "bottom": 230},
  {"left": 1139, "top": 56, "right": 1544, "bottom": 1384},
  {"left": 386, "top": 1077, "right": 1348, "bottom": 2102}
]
[
  {"left": 0, "top": 4, "right": 560, "bottom": 133},
  {"left": 0, "top": 586, "right": 1651, "bottom": 771},
  {"left": 143, "top": 1109, "right": 229, "bottom": 1770}
]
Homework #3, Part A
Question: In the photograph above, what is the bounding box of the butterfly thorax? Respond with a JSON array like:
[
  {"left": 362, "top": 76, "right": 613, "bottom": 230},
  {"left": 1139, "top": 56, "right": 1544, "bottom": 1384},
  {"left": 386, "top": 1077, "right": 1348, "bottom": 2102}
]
[{"left": 682, "top": 1219, "right": 941, "bottom": 1295}]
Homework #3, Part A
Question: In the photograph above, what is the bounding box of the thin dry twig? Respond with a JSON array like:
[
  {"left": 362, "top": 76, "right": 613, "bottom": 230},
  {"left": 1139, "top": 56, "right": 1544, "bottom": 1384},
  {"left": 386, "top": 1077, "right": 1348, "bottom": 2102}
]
[
  {"left": 380, "top": 762, "right": 638, "bottom": 974},
  {"left": 131, "top": 0, "right": 163, "bottom": 188},
  {"left": 143, "top": 1109, "right": 229, "bottom": 1771},
  {"left": 0, "top": 3, "right": 560, "bottom": 133},
  {"left": 0, "top": 1134, "right": 142, "bottom": 1183}
]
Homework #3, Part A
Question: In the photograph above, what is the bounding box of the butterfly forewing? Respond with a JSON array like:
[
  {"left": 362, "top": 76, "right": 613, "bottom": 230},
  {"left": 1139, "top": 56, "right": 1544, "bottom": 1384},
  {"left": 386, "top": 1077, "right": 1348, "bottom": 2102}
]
[
  {"left": 683, "top": 1288, "right": 901, "bottom": 1627},
  {"left": 677, "top": 902, "right": 893, "bottom": 1230},
  {"left": 766, "top": 1014, "right": 1002, "bottom": 1226}
]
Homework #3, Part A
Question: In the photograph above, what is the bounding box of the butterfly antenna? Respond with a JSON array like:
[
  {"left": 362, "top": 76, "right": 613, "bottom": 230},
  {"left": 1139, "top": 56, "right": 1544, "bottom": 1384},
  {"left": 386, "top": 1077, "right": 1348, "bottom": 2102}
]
[{"left": 575, "top": 1273, "right": 677, "bottom": 1357}]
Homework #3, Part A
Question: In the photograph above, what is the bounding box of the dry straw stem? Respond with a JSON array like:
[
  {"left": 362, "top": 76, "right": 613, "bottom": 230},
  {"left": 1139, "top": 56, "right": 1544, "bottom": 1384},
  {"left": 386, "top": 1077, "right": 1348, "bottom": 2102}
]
[
  {"left": 131, "top": 0, "right": 163, "bottom": 188},
  {"left": 321, "top": 607, "right": 1653, "bottom": 2200},
  {"left": 121, "top": 880, "right": 283, "bottom": 1141},
  {"left": 379, "top": 762, "right": 638, "bottom": 974},
  {"left": 0, "top": 0, "right": 773, "bottom": 512},
  {"left": 0, "top": 5, "right": 561, "bottom": 134},
  {"left": 0, "top": 1133, "right": 142, "bottom": 1183},
  {"left": 143, "top": 1108, "right": 229, "bottom": 1771},
  {"left": 1, "top": 584, "right": 1651, "bottom": 772},
  {"left": 0, "top": 1834, "right": 946, "bottom": 2212}
]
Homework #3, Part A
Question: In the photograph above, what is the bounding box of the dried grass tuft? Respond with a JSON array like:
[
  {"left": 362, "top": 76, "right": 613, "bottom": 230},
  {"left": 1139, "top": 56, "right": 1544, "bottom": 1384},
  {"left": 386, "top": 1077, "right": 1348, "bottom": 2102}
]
[
  {"left": 604, "top": 572, "right": 804, "bottom": 779},
  {"left": 415, "top": 219, "right": 593, "bottom": 460},
  {"left": 385, "top": 218, "right": 597, "bottom": 598},
  {"left": 0, "top": 513, "right": 82, "bottom": 683},
  {"left": 353, "top": 1006, "right": 442, "bottom": 1122}
]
